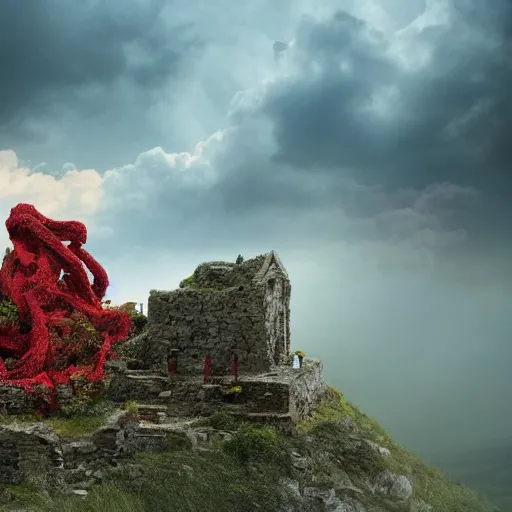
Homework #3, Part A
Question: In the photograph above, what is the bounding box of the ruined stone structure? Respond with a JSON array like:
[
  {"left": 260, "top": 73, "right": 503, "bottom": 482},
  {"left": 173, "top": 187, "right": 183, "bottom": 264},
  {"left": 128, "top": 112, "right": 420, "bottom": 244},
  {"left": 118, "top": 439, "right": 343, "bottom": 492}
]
[
  {"left": 0, "top": 250, "right": 331, "bottom": 500},
  {"left": 146, "top": 251, "right": 291, "bottom": 377}
]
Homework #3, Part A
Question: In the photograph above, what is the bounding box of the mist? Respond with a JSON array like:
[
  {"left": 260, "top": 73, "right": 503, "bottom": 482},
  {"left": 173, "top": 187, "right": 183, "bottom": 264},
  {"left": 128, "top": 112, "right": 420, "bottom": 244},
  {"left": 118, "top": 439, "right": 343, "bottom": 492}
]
[{"left": 1, "top": 0, "right": 511, "bottom": 490}]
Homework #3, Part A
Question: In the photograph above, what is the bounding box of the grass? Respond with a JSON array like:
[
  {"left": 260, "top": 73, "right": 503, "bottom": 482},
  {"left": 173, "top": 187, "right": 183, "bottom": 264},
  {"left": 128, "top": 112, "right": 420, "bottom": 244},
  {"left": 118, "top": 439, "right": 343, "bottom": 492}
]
[
  {"left": 0, "top": 412, "right": 106, "bottom": 438},
  {"left": 0, "top": 386, "right": 499, "bottom": 512},
  {"left": 1, "top": 441, "right": 287, "bottom": 512},
  {"left": 296, "top": 386, "right": 497, "bottom": 512},
  {"left": 0, "top": 397, "right": 116, "bottom": 438}
]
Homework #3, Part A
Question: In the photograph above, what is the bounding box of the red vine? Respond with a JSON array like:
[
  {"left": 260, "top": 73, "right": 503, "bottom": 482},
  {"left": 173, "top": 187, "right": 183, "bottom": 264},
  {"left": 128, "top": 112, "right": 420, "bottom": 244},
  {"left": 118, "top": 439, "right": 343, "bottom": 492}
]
[{"left": 0, "top": 203, "right": 132, "bottom": 411}]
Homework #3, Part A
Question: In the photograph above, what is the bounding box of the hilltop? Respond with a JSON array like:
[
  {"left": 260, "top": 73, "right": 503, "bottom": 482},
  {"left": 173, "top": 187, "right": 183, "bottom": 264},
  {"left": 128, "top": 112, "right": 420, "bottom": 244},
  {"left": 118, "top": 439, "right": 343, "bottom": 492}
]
[{"left": 0, "top": 237, "right": 500, "bottom": 511}]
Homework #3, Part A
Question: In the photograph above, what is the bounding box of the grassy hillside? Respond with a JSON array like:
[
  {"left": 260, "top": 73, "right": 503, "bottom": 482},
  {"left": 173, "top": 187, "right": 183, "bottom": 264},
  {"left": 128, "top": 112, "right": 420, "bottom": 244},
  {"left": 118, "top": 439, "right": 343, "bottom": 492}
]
[{"left": 0, "top": 386, "right": 498, "bottom": 512}]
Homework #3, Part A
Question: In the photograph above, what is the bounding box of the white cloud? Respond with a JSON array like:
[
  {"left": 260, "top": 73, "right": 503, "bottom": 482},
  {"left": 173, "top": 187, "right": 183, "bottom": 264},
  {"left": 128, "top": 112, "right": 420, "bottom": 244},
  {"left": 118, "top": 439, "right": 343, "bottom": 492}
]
[{"left": 0, "top": 150, "right": 104, "bottom": 250}]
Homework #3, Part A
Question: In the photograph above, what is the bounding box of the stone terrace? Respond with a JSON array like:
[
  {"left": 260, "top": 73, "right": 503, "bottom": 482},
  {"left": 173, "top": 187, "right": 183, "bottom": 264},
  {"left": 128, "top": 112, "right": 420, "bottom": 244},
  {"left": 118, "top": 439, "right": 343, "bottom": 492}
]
[{"left": 107, "top": 358, "right": 326, "bottom": 429}]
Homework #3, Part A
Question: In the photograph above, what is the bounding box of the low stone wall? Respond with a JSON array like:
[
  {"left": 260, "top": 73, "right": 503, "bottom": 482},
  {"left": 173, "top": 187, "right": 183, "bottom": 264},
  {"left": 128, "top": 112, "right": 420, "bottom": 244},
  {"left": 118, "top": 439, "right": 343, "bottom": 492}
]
[
  {"left": 0, "top": 383, "right": 92, "bottom": 417},
  {"left": 0, "top": 423, "right": 64, "bottom": 487},
  {"left": 107, "top": 372, "right": 170, "bottom": 402},
  {"left": 235, "top": 379, "right": 290, "bottom": 414},
  {"left": 288, "top": 359, "right": 328, "bottom": 420},
  {"left": 0, "top": 410, "right": 144, "bottom": 492},
  {"left": 108, "top": 359, "right": 327, "bottom": 421},
  {"left": 0, "top": 385, "right": 38, "bottom": 415}
]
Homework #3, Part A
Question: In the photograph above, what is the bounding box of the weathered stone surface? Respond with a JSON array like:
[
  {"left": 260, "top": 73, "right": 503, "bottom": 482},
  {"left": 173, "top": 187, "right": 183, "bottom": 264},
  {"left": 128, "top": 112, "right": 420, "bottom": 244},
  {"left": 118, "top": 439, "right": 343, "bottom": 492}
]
[
  {"left": 113, "top": 332, "right": 150, "bottom": 369},
  {"left": 291, "top": 452, "right": 308, "bottom": 471},
  {"left": 71, "top": 489, "right": 88, "bottom": 497},
  {"left": 303, "top": 487, "right": 366, "bottom": 512},
  {"left": 105, "top": 359, "right": 128, "bottom": 373},
  {"left": 107, "top": 372, "right": 169, "bottom": 402},
  {"left": 0, "top": 385, "right": 37, "bottom": 414},
  {"left": 288, "top": 359, "right": 328, "bottom": 420},
  {"left": 146, "top": 251, "right": 291, "bottom": 376},
  {"left": 0, "top": 422, "right": 63, "bottom": 486},
  {"left": 108, "top": 358, "right": 326, "bottom": 424},
  {"left": 364, "top": 439, "right": 391, "bottom": 457},
  {"left": 374, "top": 470, "right": 413, "bottom": 501}
]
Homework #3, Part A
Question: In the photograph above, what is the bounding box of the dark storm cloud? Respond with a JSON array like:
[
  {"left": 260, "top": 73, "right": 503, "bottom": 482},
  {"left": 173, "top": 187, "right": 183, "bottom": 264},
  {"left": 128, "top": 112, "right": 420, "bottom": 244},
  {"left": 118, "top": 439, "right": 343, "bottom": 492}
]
[
  {"left": 0, "top": 0, "right": 201, "bottom": 168},
  {"left": 48, "top": 0, "right": 509, "bottom": 258},
  {"left": 261, "top": 3, "right": 511, "bottom": 201}
]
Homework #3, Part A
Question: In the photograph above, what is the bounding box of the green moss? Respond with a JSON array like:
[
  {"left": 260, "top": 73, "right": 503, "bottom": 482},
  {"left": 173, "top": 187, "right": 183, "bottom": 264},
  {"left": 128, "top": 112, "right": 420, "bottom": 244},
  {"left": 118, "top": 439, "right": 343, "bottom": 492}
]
[
  {"left": 181, "top": 274, "right": 226, "bottom": 292},
  {"left": 0, "top": 297, "right": 18, "bottom": 326},
  {"left": 0, "top": 412, "right": 41, "bottom": 426},
  {"left": 45, "top": 415, "right": 106, "bottom": 437},
  {"left": 1, "top": 481, "right": 53, "bottom": 511},
  {"left": 0, "top": 399, "right": 115, "bottom": 438},
  {"left": 195, "top": 411, "right": 241, "bottom": 431},
  {"left": 181, "top": 275, "right": 195, "bottom": 287},
  {"left": 122, "top": 400, "right": 140, "bottom": 415}
]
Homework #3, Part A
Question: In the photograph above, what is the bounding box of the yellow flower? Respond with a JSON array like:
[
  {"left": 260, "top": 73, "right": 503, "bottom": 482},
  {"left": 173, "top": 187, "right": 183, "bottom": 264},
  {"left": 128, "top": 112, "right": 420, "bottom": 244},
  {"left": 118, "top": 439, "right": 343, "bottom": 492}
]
[{"left": 224, "top": 385, "right": 242, "bottom": 395}]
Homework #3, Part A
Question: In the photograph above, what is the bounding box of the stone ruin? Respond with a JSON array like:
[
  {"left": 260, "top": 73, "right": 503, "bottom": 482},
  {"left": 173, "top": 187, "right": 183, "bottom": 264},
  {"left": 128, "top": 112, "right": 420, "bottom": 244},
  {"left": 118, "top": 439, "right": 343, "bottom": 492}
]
[
  {"left": 147, "top": 250, "right": 292, "bottom": 376},
  {"left": 108, "top": 250, "right": 326, "bottom": 424},
  {"left": 0, "top": 251, "right": 328, "bottom": 496}
]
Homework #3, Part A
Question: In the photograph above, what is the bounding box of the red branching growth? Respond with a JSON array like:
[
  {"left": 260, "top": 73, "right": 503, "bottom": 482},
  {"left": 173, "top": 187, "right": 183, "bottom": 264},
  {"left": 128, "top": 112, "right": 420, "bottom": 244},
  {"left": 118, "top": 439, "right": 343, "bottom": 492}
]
[{"left": 0, "top": 203, "right": 132, "bottom": 411}]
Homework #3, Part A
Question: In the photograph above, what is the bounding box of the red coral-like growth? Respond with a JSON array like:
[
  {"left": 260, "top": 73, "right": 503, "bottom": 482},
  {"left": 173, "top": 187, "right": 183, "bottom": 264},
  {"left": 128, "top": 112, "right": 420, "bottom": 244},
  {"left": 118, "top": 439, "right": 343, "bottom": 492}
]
[{"left": 0, "top": 204, "right": 132, "bottom": 411}]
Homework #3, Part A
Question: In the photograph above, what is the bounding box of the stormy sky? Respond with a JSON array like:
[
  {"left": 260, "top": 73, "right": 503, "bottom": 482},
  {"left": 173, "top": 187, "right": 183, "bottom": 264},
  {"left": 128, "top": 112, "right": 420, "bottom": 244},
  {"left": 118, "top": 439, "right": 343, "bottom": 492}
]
[{"left": 1, "top": 0, "right": 511, "bottom": 461}]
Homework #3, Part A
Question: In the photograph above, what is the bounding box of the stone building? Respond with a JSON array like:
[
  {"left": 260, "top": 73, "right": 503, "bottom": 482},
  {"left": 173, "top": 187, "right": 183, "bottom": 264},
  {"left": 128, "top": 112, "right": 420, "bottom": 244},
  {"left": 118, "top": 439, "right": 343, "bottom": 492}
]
[{"left": 146, "top": 251, "right": 291, "bottom": 377}]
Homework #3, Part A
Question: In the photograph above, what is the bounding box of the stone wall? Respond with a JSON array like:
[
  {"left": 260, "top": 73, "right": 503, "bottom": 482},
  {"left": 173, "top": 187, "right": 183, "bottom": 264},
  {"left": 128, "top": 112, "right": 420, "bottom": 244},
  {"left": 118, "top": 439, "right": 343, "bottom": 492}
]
[
  {"left": 0, "top": 385, "right": 37, "bottom": 414},
  {"left": 183, "top": 256, "right": 266, "bottom": 289},
  {"left": 288, "top": 359, "right": 328, "bottom": 420},
  {"left": 0, "top": 410, "right": 143, "bottom": 492},
  {"left": 146, "top": 251, "right": 291, "bottom": 377},
  {"left": 147, "top": 285, "right": 269, "bottom": 376},
  {"left": 0, "top": 423, "right": 64, "bottom": 487},
  {"left": 0, "top": 384, "right": 79, "bottom": 416}
]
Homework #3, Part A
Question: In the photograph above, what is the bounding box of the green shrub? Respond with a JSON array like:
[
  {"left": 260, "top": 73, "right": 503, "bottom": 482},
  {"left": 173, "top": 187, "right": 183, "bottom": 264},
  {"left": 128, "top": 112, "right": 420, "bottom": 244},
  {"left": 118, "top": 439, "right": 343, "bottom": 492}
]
[
  {"left": 223, "top": 424, "right": 282, "bottom": 464},
  {"left": 181, "top": 275, "right": 194, "bottom": 287},
  {"left": 0, "top": 297, "right": 19, "bottom": 325},
  {"left": 130, "top": 312, "right": 148, "bottom": 335},
  {"left": 122, "top": 400, "right": 139, "bottom": 415},
  {"left": 207, "top": 411, "right": 240, "bottom": 431}
]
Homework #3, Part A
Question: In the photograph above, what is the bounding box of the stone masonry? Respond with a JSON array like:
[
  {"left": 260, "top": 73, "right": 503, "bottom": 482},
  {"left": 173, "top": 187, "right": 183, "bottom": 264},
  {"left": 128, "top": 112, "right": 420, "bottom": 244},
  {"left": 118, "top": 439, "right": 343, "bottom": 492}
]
[
  {"left": 146, "top": 251, "right": 291, "bottom": 377},
  {"left": 0, "top": 249, "right": 332, "bottom": 501}
]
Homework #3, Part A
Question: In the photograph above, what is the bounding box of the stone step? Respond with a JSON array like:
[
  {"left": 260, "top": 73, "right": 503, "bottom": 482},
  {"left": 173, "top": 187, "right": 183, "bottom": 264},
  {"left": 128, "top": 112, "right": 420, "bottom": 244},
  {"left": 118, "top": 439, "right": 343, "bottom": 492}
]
[
  {"left": 138, "top": 418, "right": 197, "bottom": 431},
  {"left": 230, "top": 412, "right": 294, "bottom": 430},
  {"left": 135, "top": 404, "right": 169, "bottom": 423},
  {"left": 137, "top": 404, "right": 168, "bottom": 411},
  {"left": 125, "top": 373, "right": 168, "bottom": 382}
]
